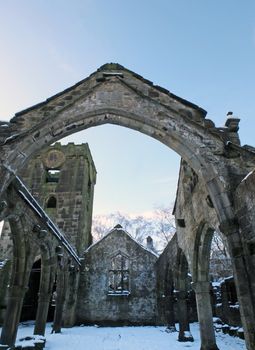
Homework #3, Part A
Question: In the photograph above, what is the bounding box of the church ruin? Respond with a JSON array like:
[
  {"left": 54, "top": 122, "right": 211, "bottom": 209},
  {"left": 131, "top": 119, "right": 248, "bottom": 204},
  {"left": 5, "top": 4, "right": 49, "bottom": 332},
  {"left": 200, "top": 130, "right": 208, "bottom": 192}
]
[{"left": 0, "top": 63, "right": 255, "bottom": 350}]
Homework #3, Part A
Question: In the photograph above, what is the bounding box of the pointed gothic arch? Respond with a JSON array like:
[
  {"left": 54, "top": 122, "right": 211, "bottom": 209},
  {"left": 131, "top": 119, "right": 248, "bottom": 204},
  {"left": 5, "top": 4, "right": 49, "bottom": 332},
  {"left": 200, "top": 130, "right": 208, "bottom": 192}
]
[
  {"left": 0, "top": 63, "right": 250, "bottom": 228},
  {"left": 1, "top": 63, "right": 255, "bottom": 349}
]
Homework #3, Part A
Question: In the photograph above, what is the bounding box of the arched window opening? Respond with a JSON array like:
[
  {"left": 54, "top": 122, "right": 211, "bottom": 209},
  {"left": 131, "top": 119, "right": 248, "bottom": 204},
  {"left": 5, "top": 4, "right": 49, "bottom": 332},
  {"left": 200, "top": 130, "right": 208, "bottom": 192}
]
[
  {"left": 47, "top": 196, "right": 57, "bottom": 209},
  {"left": 108, "top": 253, "right": 130, "bottom": 295},
  {"left": 209, "top": 231, "right": 232, "bottom": 282},
  {"left": 208, "top": 231, "right": 239, "bottom": 329}
]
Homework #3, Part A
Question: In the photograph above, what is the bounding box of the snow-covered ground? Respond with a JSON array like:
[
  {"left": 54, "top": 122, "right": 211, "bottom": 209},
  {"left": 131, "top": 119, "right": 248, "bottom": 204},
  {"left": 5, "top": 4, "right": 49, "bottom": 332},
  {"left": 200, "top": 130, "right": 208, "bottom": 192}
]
[{"left": 11, "top": 322, "right": 246, "bottom": 350}]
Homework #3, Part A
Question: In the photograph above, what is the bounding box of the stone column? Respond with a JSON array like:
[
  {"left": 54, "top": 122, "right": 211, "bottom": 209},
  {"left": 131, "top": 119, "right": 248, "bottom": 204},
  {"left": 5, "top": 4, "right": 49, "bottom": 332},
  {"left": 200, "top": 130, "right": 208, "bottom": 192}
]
[
  {"left": 165, "top": 295, "right": 176, "bottom": 332},
  {"left": 51, "top": 268, "right": 65, "bottom": 333},
  {"left": 0, "top": 237, "right": 33, "bottom": 349},
  {"left": 63, "top": 268, "right": 80, "bottom": 327},
  {"left": 34, "top": 293, "right": 52, "bottom": 336},
  {"left": 193, "top": 281, "right": 219, "bottom": 350},
  {"left": 225, "top": 229, "right": 255, "bottom": 350},
  {"left": 34, "top": 263, "right": 55, "bottom": 336},
  {"left": 0, "top": 285, "right": 26, "bottom": 347},
  {"left": 0, "top": 260, "right": 12, "bottom": 325},
  {"left": 176, "top": 290, "right": 193, "bottom": 342}
]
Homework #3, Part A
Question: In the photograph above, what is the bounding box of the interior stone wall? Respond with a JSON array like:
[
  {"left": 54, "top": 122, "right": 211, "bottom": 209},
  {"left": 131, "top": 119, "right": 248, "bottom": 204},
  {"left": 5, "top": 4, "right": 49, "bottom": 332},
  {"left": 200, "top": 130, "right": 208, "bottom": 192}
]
[
  {"left": 77, "top": 226, "right": 158, "bottom": 325},
  {"left": 173, "top": 160, "right": 219, "bottom": 272}
]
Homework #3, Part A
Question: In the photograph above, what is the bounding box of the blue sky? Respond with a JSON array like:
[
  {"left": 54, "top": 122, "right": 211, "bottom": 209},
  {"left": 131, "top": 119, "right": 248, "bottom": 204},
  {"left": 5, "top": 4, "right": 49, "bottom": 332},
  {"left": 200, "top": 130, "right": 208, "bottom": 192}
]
[{"left": 1, "top": 1, "right": 255, "bottom": 215}]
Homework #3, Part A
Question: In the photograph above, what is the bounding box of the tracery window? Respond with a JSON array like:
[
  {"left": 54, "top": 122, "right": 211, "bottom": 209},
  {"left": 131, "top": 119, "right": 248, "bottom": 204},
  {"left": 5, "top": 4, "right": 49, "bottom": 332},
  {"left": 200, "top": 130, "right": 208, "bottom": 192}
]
[{"left": 108, "top": 253, "right": 130, "bottom": 295}]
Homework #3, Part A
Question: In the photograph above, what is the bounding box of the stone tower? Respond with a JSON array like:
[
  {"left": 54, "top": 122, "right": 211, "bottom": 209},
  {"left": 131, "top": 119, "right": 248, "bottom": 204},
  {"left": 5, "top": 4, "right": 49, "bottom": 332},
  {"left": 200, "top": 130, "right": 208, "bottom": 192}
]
[{"left": 0, "top": 142, "right": 97, "bottom": 257}]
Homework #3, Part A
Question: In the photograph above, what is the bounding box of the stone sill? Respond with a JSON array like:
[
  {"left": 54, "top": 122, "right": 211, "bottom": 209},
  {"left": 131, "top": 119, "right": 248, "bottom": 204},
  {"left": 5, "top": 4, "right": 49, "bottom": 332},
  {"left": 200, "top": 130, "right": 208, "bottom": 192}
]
[{"left": 107, "top": 292, "right": 130, "bottom": 297}]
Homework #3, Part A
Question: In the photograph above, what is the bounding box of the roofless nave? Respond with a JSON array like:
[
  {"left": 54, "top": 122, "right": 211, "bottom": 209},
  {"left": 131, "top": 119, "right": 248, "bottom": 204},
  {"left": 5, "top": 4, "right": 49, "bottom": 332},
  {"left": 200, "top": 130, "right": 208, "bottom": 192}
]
[{"left": 0, "top": 63, "right": 255, "bottom": 350}]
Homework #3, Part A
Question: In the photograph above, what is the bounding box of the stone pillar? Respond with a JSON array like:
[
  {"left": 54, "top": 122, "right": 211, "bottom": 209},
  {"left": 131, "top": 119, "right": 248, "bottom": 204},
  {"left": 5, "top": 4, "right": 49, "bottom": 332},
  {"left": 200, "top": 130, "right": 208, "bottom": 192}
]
[
  {"left": 34, "top": 293, "right": 52, "bottom": 336},
  {"left": 0, "top": 285, "right": 26, "bottom": 347},
  {"left": 0, "top": 260, "right": 12, "bottom": 325},
  {"left": 0, "top": 234, "right": 33, "bottom": 349},
  {"left": 51, "top": 268, "right": 65, "bottom": 333},
  {"left": 193, "top": 281, "right": 219, "bottom": 350},
  {"left": 226, "top": 229, "right": 255, "bottom": 350},
  {"left": 34, "top": 262, "right": 55, "bottom": 336},
  {"left": 63, "top": 268, "right": 79, "bottom": 327},
  {"left": 176, "top": 290, "right": 193, "bottom": 342},
  {"left": 165, "top": 295, "right": 176, "bottom": 332}
]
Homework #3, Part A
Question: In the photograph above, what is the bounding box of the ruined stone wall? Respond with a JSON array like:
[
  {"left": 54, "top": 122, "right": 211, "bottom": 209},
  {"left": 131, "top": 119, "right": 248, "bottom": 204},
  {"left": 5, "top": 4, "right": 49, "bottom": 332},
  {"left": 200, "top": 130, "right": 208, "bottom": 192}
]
[
  {"left": 174, "top": 160, "right": 219, "bottom": 273},
  {"left": 77, "top": 226, "right": 158, "bottom": 325},
  {"left": 215, "top": 277, "right": 241, "bottom": 327}
]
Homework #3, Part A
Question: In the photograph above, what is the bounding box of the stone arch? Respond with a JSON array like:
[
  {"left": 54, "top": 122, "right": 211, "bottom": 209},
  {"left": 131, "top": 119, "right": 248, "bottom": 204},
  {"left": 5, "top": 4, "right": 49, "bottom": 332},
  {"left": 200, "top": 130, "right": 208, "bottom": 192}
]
[
  {"left": 0, "top": 183, "right": 62, "bottom": 344},
  {"left": 173, "top": 155, "right": 255, "bottom": 349},
  {"left": 0, "top": 63, "right": 247, "bottom": 228},
  {"left": 1, "top": 63, "right": 255, "bottom": 348},
  {"left": 192, "top": 222, "right": 215, "bottom": 283}
]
